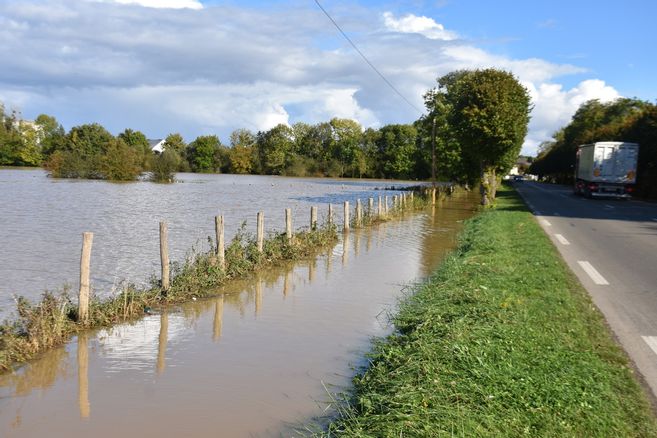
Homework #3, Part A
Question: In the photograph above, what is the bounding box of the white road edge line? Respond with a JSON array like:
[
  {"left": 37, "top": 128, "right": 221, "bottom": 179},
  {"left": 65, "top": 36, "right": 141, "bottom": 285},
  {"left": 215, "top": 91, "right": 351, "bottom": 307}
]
[
  {"left": 555, "top": 234, "right": 570, "bottom": 245},
  {"left": 642, "top": 336, "right": 657, "bottom": 356},
  {"left": 577, "top": 261, "right": 609, "bottom": 285},
  {"left": 540, "top": 219, "right": 552, "bottom": 226}
]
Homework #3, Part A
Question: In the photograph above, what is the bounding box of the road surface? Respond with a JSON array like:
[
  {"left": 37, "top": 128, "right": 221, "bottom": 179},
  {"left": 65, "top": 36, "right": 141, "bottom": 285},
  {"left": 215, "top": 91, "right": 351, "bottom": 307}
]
[{"left": 514, "top": 181, "right": 657, "bottom": 400}]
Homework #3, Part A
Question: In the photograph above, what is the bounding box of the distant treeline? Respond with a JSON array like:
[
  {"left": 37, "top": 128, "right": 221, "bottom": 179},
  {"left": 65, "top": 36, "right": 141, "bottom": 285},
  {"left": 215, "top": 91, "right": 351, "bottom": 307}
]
[
  {"left": 529, "top": 98, "right": 657, "bottom": 198},
  {"left": 1, "top": 68, "right": 532, "bottom": 202},
  {"left": 0, "top": 103, "right": 433, "bottom": 182}
]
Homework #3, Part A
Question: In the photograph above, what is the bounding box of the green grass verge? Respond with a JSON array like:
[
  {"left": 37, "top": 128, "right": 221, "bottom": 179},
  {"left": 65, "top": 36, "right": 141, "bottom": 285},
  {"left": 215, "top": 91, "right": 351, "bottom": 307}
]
[{"left": 319, "top": 185, "right": 657, "bottom": 437}]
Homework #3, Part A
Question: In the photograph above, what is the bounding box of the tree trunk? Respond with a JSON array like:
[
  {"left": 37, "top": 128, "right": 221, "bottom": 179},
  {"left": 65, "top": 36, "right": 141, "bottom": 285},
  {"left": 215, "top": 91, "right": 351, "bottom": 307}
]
[{"left": 480, "top": 163, "right": 489, "bottom": 206}]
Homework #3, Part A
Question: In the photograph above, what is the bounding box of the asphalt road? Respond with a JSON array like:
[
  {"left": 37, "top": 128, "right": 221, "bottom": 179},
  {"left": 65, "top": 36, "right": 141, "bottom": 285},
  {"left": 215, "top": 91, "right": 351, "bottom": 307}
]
[{"left": 514, "top": 181, "right": 657, "bottom": 399}]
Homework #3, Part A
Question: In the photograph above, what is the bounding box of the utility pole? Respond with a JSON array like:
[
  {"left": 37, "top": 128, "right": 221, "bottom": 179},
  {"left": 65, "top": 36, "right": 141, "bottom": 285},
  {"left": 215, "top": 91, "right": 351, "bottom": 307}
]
[{"left": 431, "top": 116, "right": 437, "bottom": 186}]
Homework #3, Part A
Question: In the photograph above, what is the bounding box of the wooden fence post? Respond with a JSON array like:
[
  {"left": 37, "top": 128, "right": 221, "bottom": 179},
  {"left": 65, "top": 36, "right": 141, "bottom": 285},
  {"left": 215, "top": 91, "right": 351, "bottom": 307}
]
[
  {"left": 384, "top": 196, "right": 389, "bottom": 215},
  {"left": 310, "top": 206, "right": 318, "bottom": 231},
  {"left": 344, "top": 201, "right": 350, "bottom": 232},
  {"left": 160, "top": 222, "right": 170, "bottom": 291},
  {"left": 368, "top": 197, "right": 374, "bottom": 216},
  {"left": 79, "top": 232, "right": 93, "bottom": 323},
  {"left": 432, "top": 188, "right": 437, "bottom": 205},
  {"left": 257, "top": 211, "right": 264, "bottom": 253},
  {"left": 378, "top": 196, "right": 383, "bottom": 216},
  {"left": 328, "top": 203, "right": 333, "bottom": 225},
  {"left": 215, "top": 215, "right": 225, "bottom": 269},
  {"left": 285, "top": 208, "right": 293, "bottom": 242}
]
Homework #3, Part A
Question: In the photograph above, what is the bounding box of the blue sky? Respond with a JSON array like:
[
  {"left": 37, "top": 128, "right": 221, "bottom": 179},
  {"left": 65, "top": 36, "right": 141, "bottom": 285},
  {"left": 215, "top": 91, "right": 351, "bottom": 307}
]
[{"left": 0, "top": 0, "right": 654, "bottom": 155}]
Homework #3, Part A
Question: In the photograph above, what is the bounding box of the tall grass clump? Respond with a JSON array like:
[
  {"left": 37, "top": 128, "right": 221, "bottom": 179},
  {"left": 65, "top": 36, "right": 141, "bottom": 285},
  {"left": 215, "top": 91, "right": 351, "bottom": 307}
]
[{"left": 315, "top": 184, "right": 657, "bottom": 437}]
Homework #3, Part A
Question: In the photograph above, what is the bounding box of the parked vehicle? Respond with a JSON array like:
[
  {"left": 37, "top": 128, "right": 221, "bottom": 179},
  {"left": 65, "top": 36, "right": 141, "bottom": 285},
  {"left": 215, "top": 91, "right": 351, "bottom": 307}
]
[{"left": 574, "top": 142, "right": 639, "bottom": 199}]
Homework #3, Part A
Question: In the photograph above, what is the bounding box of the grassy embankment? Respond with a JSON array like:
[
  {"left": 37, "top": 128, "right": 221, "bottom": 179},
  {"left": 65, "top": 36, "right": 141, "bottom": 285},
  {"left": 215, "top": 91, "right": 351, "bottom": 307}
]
[
  {"left": 0, "top": 187, "right": 444, "bottom": 372},
  {"left": 319, "top": 185, "right": 657, "bottom": 437}
]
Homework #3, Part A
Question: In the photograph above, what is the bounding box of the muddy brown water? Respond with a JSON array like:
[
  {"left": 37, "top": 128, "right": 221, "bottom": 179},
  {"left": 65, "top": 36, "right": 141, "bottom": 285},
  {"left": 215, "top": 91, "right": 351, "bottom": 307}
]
[{"left": 0, "top": 173, "right": 479, "bottom": 437}]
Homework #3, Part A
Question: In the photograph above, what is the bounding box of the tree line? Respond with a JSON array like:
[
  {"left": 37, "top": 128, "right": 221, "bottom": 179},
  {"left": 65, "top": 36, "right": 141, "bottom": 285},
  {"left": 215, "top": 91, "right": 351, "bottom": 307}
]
[
  {"left": 1, "top": 68, "right": 533, "bottom": 204},
  {"left": 529, "top": 98, "right": 657, "bottom": 198}
]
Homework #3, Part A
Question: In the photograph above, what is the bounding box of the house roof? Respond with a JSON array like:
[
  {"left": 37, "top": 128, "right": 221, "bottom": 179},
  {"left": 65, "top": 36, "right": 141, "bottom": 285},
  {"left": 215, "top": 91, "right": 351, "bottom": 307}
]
[{"left": 148, "top": 138, "right": 165, "bottom": 153}]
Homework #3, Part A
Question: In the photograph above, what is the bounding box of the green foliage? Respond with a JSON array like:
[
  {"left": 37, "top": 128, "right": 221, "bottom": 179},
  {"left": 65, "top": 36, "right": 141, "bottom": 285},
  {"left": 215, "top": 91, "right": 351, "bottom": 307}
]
[
  {"left": 150, "top": 149, "right": 180, "bottom": 183},
  {"left": 100, "top": 137, "right": 141, "bottom": 180},
  {"left": 256, "top": 124, "right": 294, "bottom": 175},
  {"left": 187, "top": 135, "right": 222, "bottom": 172},
  {"left": 318, "top": 186, "right": 657, "bottom": 437},
  {"left": 376, "top": 124, "right": 418, "bottom": 179}
]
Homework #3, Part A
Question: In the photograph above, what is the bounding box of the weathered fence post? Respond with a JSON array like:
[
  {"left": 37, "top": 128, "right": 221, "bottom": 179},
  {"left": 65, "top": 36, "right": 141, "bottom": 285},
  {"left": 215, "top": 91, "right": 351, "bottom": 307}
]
[
  {"left": 257, "top": 211, "right": 264, "bottom": 253},
  {"left": 310, "top": 206, "right": 318, "bottom": 231},
  {"left": 285, "top": 208, "right": 293, "bottom": 242},
  {"left": 384, "top": 196, "right": 389, "bottom": 215},
  {"left": 368, "top": 197, "right": 374, "bottom": 216},
  {"left": 378, "top": 196, "right": 383, "bottom": 216},
  {"left": 79, "top": 232, "right": 93, "bottom": 323},
  {"left": 344, "top": 201, "right": 350, "bottom": 232},
  {"left": 328, "top": 203, "right": 333, "bottom": 225},
  {"left": 215, "top": 215, "right": 225, "bottom": 269},
  {"left": 356, "top": 199, "right": 362, "bottom": 227},
  {"left": 432, "top": 188, "right": 437, "bottom": 205},
  {"left": 160, "top": 222, "right": 170, "bottom": 291},
  {"left": 393, "top": 195, "right": 398, "bottom": 210}
]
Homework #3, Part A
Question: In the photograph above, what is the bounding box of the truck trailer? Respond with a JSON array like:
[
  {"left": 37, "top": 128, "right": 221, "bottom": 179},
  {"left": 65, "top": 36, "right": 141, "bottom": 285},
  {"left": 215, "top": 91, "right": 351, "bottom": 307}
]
[{"left": 574, "top": 142, "right": 639, "bottom": 199}]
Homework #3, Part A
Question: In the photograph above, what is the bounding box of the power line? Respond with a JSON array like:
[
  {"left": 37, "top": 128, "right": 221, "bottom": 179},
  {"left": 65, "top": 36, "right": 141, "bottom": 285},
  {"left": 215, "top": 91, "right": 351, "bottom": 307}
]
[{"left": 313, "top": 0, "right": 423, "bottom": 115}]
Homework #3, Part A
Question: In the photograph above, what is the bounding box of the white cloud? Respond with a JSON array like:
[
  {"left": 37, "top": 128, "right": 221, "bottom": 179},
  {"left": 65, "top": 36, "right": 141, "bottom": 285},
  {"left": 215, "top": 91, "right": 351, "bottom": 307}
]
[
  {"left": 0, "top": 0, "right": 623, "bottom": 157},
  {"left": 96, "top": 0, "right": 203, "bottom": 9},
  {"left": 522, "top": 79, "right": 621, "bottom": 155},
  {"left": 383, "top": 11, "right": 457, "bottom": 40}
]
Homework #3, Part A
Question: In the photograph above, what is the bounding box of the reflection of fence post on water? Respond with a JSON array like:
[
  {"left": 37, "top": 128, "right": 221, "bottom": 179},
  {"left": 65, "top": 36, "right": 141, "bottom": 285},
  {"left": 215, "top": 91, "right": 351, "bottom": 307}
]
[
  {"left": 77, "top": 332, "right": 90, "bottom": 418},
  {"left": 157, "top": 312, "right": 168, "bottom": 374},
  {"left": 213, "top": 296, "right": 224, "bottom": 341}
]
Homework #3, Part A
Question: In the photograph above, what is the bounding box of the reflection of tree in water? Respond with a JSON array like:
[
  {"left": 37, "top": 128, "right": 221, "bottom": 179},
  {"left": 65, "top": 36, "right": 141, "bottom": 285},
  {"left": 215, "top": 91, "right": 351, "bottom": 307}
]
[
  {"left": 417, "top": 190, "right": 480, "bottom": 277},
  {"left": 0, "top": 345, "right": 70, "bottom": 397}
]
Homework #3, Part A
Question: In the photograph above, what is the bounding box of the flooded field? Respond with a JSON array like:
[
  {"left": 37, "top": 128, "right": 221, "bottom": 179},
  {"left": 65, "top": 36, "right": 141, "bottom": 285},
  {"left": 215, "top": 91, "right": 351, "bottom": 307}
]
[
  {"left": 0, "top": 168, "right": 415, "bottom": 316},
  {"left": 0, "top": 189, "right": 479, "bottom": 437}
]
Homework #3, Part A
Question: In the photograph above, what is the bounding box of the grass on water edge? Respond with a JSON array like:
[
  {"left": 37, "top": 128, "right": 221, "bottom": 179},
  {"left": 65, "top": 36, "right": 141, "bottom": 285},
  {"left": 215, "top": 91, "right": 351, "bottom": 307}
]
[
  {"left": 315, "top": 184, "right": 657, "bottom": 437},
  {"left": 0, "top": 186, "right": 445, "bottom": 373}
]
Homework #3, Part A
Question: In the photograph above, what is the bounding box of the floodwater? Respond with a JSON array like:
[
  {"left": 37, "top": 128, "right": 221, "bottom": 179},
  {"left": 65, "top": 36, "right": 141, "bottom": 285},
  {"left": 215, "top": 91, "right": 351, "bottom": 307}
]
[
  {"left": 0, "top": 168, "right": 416, "bottom": 317},
  {"left": 0, "top": 183, "right": 479, "bottom": 437}
]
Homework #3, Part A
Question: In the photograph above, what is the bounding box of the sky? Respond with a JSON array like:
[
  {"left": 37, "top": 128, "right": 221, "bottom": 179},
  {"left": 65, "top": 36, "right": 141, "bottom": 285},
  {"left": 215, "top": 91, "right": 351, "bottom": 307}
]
[{"left": 1, "top": 0, "right": 655, "bottom": 156}]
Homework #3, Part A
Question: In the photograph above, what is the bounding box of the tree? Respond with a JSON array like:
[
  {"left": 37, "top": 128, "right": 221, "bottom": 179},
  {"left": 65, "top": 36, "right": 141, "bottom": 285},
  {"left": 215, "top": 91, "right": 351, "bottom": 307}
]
[
  {"left": 35, "top": 114, "right": 65, "bottom": 157},
  {"left": 119, "top": 128, "right": 152, "bottom": 170},
  {"left": 329, "top": 118, "right": 363, "bottom": 177},
  {"left": 100, "top": 137, "right": 141, "bottom": 180},
  {"left": 187, "top": 135, "right": 222, "bottom": 172},
  {"left": 255, "top": 124, "right": 294, "bottom": 175},
  {"left": 228, "top": 129, "right": 256, "bottom": 174},
  {"left": 376, "top": 124, "right": 418, "bottom": 179},
  {"left": 440, "top": 69, "right": 531, "bottom": 204}
]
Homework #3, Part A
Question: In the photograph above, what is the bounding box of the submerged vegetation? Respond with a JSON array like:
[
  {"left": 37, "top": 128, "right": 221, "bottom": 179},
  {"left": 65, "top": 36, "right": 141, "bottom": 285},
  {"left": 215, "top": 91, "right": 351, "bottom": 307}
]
[
  {"left": 0, "top": 187, "right": 444, "bottom": 373},
  {"left": 315, "top": 185, "right": 657, "bottom": 437}
]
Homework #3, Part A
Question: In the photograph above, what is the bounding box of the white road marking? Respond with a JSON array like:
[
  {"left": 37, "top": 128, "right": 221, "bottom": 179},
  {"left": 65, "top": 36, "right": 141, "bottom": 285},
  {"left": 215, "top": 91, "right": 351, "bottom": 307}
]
[
  {"left": 540, "top": 219, "right": 552, "bottom": 226},
  {"left": 577, "top": 261, "right": 609, "bottom": 285},
  {"left": 642, "top": 336, "right": 657, "bottom": 356},
  {"left": 555, "top": 234, "right": 570, "bottom": 245}
]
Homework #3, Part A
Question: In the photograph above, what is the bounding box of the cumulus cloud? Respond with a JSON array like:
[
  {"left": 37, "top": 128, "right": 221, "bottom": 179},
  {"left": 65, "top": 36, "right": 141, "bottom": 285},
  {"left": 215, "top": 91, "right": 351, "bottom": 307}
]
[
  {"left": 522, "top": 79, "right": 621, "bottom": 154},
  {"left": 0, "top": 0, "right": 622, "bottom": 155},
  {"left": 383, "top": 11, "right": 457, "bottom": 40},
  {"left": 94, "top": 0, "right": 203, "bottom": 9}
]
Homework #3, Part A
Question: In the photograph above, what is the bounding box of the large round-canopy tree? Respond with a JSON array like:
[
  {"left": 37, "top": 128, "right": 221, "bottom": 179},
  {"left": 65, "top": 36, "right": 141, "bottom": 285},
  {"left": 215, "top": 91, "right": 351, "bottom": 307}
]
[{"left": 435, "top": 68, "right": 531, "bottom": 205}]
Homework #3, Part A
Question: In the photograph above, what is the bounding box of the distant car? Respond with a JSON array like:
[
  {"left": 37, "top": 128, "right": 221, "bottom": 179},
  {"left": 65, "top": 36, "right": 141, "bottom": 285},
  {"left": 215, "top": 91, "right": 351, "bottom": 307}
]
[{"left": 513, "top": 175, "right": 524, "bottom": 182}]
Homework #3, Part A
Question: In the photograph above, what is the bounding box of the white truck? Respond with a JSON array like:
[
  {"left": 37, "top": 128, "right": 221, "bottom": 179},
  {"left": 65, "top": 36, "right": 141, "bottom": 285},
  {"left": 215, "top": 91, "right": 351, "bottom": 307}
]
[{"left": 574, "top": 142, "right": 639, "bottom": 199}]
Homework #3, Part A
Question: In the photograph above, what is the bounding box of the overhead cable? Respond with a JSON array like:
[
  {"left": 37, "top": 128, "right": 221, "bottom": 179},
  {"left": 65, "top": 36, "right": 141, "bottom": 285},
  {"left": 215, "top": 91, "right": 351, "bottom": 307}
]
[{"left": 313, "top": 0, "right": 424, "bottom": 115}]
